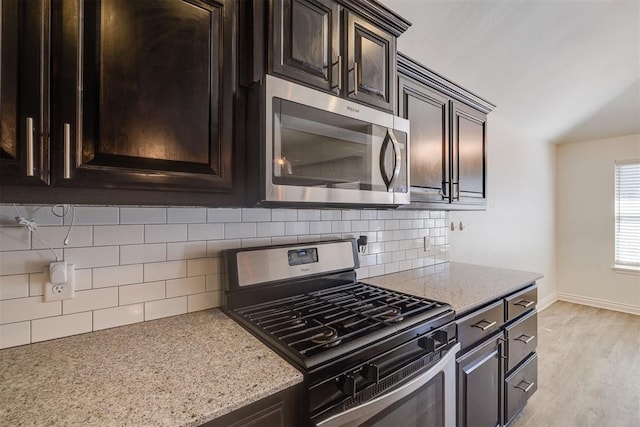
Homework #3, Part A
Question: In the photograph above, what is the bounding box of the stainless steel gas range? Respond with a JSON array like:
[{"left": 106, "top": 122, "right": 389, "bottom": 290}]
[{"left": 224, "top": 239, "right": 459, "bottom": 427}]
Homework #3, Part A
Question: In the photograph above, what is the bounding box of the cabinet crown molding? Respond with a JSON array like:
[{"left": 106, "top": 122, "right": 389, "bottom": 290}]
[
  {"left": 336, "top": 0, "right": 411, "bottom": 36},
  {"left": 397, "top": 52, "right": 496, "bottom": 114}
]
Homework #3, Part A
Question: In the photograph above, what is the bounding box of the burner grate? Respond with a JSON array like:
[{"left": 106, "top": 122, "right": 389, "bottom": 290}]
[{"left": 235, "top": 282, "right": 444, "bottom": 358}]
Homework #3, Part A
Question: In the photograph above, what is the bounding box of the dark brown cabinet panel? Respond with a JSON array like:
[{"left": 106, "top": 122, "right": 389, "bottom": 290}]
[
  {"left": 52, "top": 0, "right": 235, "bottom": 192},
  {"left": 457, "top": 333, "right": 503, "bottom": 427},
  {"left": 345, "top": 11, "right": 395, "bottom": 111},
  {"left": 397, "top": 53, "right": 494, "bottom": 210},
  {"left": 272, "top": 0, "right": 340, "bottom": 94},
  {"left": 398, "top": 74, "right": 449, "bottom": 203},
  {"left": 452, "top": 101, "right": 487, "bottom": 205},
  {"left": 0, "top": 0, "right": 49, "bottom": 186}
]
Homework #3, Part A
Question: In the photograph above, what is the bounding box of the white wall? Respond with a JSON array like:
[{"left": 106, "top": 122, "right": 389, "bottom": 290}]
[
  {"left": 556, "top": 133, "right": 640, "bottom": 313},
  {"left": 448, "top": 114, "right": 558, "bottom": 305}
]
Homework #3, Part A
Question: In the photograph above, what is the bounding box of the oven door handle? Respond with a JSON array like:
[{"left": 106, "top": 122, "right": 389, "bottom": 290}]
[{"left": 316, "top": 343, "right": 460, "bottom": 427}]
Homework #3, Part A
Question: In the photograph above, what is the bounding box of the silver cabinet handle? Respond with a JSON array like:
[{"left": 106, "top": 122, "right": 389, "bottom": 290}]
[
  {"left": 26, "top": 117, "right": 35, "bottom": 176},
  {"left": 515, "top": 380, "right": 535, "bottom": 393},
  {"left": 515, "top": 299, "right": 534, "bottom": 308},
  {"left": 348, "top": 62, "right": 358, "bottom": 96},
  {"left": 63, "top": 123, "right": 71, "bottom": 179},
  {"left": 332, "top": 55, "right": 342, "bottom": 91},
  {"left": 471, "top": 319, "right": 497, "bottom": 331},
  {"left": 515, "top": 334, "right": 535, "bottom": 344}
]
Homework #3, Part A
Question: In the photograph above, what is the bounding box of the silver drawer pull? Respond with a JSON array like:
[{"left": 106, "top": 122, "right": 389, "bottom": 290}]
[
  {"left": 514, "top": 299, "right": 534, "bottom": 308},
  {"left": 515, "top": 334, "right": 535, "bottom": 344},
  {"left": 471, "top": 320, "right": 497, "bottom": 331},
  {"left": 515, "top": 380, "right": 535, "bottom": 393}
]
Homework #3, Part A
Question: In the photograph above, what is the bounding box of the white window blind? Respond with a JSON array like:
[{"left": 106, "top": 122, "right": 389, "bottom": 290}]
[{"left": 615, "top": 160, "right": 640, "bottom": 267}]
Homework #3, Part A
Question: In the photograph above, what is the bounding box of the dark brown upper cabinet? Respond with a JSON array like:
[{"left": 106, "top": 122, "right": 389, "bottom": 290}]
[
  {"left": 51, "top": 0, "right": 235, "bottom": 194},
  {"left": 272, "top": 0, "right": 340, "bottom": 94},
  {"left": 345, "top": 10, "right": 395, "bottom": 111},
  {"left": 0, "top": 0, "right": 49, "bottom": 186},
  {"left": 261, "top": 0, "right": 409, "bottom": 112},
  {"left": 397, "top": 53, "right": 494, "bottom": 210}
]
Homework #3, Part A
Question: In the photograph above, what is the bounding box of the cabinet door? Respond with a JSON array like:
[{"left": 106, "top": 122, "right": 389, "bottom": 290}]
[
  {"left": 272, "top": 0, "right": 340, "bottom": 94},
  {"left": 457, "top": 333, "right": 503, "bottom": 427},
  {"left": 398, "top": 74, "right": 449, "bottom": 204},
  {"left": 451, "top": 101, "right": 487, "bottom": 206},
  {"left": 345, "top": 11, "right": 395, "bottom": 112},
  {"left": 0, "top": 0, "right": 49, "bottom": 186},
  {"left": 52, "top": 0, "right": 234, "bottom": 192}
]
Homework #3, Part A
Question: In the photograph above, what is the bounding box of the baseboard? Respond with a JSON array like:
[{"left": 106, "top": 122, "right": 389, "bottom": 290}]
[
  {"left": 556, "top": 293, "right": 640, "bottom": 316},
  {"left": 536, "top": 292, "right": 558, "bottom": 312}
]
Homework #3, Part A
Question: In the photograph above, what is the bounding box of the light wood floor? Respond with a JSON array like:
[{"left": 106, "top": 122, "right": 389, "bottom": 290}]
[{"left": 510, "top": 301, "right": 640, "bottom": 427}]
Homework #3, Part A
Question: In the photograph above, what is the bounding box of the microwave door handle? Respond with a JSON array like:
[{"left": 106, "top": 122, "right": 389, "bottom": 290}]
[{"left": 387, "top": 129, "right": 402, "bottom": 190}]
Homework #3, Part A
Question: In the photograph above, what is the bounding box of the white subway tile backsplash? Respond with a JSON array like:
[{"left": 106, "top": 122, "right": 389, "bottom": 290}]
[
  {"left": 120, "top": 207, "right": 166, "bottom": 224},
  {"left": 206, "top": 239, "right": 240, "bottom": 257},
  {"left": 225, "top": 223, "right": 256, "bottom": 239},
  {"left": 188, "top": 223, "right": 224, "bottom": 241},
  {"left": 167, "top": 208, "right": 206, "bottom": 224},
  {"left": 297, "top": 209, "right": 321, "bottom": 221},
  {"left": 0, "top": 274, "right": 29, "bottom": 300},
  {"left": 67, "top": 206, "right": 118, "bottom": 225},
  {"left": 321, "top": 210, "right": 341, "bottom": 221},
  {"left": 145, "top": 224, "right": 187, "bottom": 244},
  {"left": 0, "top": 249, "right": 57, "bottom": 275},
  {"left": 0, "top": 296, "right": 61, "bottom": 324},
  {"left": 242, "top": 208, "right": 271, "bottom": 222},
  {"left": 0, "top": 227, "right": 30, "bottom": 250},
  {"left": 257, "top": 222, "right": 285, "bottom": 237},
  {"left": 63, "top": 287, "right": 118, "bottom": 315},
  {"left": 187, "top": 258, "right": 219, "bottom": 276},
  {"left": 120, "top": 281, "right": 165, "bottom": 305},
  {"left": 32, "top": 226, "right": 92, "bottom": 249},
  {"left": 285, "top": 221, "right": 309, "bottom": 235},
  {"left": 94, "top": 304, "right": 144, "bottom": 331},
  {"left": 145, "top": 296, "right": 187, "bottom": 321},
  {"left": 207, "top": 208, "right": 241, "bottom": 223},
  {"left": 93, "top": 265, "right": 143, "bottom": 288},
  {"left": 187, "top": 291, "right": 221, "bottom": 312},
  {"left": 0, "top": 321, "right": 30, "bottom": 349},
  {"left": 120, "top": 243, "right": 165, "bottom": 265},
  {"left": 65, "top": 246, "right": 120, "bottom": 269},
  {"left": 272, "top": 209, "right": 297, "bottom": 221},
  {"left": 94, "top": 225, "right": 144, "bottom": 246},
  {"left": 144, "top": 260, "right": 187, "bottom": 282},
  {"left": 167, "top": 241, "right": 207, "bottom": 260},
  {"left": 0, "top": 205, "right": 448, "bottom": 348},
  {"left": 32, "top": 312, "right": 92, "bottom": 343},
  {"left": 166, "top": 276, "right": 205, "bottom": 298}
]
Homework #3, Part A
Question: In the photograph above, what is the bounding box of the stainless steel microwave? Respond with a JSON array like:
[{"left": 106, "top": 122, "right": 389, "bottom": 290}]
[{"left": 247, "top": 75, "right": 410, "bottom": 207}]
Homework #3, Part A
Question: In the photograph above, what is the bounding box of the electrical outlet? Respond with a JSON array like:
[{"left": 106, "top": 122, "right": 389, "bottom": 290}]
[{"left": 44, "top": 264, "right": 75, "bottom": 302}]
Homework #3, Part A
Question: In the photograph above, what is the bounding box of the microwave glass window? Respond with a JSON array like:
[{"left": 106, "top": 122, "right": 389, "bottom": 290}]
[{"left": 273, "top": 98, "right": 397, "bottom": 191}]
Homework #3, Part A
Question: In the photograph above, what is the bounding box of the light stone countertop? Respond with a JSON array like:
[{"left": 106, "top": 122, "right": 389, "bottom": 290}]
[
  {"left": 365, "top": 262, "right": 543, "bottom": 316},
  {"left": 0, "top": 309, "right": 303, "bottom": 426}
]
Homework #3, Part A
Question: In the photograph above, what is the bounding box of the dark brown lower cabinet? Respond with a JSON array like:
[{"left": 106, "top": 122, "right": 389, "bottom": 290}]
[
  {"left": 457, "top": 333, "right": 503, "bottom": 427},
  {"left": 202, "top": 383, "right": 303, "bottom": 427}
]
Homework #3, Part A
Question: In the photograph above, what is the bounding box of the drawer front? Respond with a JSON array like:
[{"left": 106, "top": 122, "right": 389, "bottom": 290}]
[
  {"left": 505, "top": 353, "right": 538, "bottom": 425},
  {"left": 505, "top": 285, "right": 537, "bottom": 322},
  {"left": 506, "top": 310, "right": 537, "bottom": 372},
  {"left": 457, "top": 300, "right": 504, "bottom": 351}
]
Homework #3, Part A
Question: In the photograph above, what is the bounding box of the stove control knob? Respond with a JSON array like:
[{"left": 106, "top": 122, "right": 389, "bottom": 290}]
[
  {"left": 418, "top": 336, "right": 436, "bottom": 352},
  {"left": 338, "top": 374, "right": 357, "bottom": 398},
  {"left": 362, "top": 363, "right": 380, "bottom": 383}
]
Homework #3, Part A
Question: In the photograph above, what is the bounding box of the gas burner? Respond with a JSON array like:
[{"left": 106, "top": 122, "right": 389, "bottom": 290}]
[
  {"left": 379, "top": 306, "right": 404, "bottom": 323},
  {"left": 310, "top": 326, "right": 341, "bottom": 347},
  {"left": 287, "top": 311, "right": 307, "bottom": 328}
]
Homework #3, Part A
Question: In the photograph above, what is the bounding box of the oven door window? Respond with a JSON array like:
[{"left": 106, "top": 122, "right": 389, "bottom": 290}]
[
  {"left": 272, "top": 98, "right": 406, "bottom": 192},
  {"left": 361, "top": 372, "right": 444, "bottom": 427}
]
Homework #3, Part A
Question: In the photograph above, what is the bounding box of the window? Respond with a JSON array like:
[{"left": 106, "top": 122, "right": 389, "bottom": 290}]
[{"left": 614, "top": 160, "right": 640, "bottom": 268}]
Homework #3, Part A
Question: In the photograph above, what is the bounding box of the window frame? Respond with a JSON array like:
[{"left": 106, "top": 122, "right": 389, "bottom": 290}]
[{"left": 613, "top": 159, "right": 640, "bottom": 273}]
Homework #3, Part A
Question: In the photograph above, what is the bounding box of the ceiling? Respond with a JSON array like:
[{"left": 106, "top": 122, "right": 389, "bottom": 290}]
[{"left": 381, "top": 0, "right": 640, "bottom": 144}]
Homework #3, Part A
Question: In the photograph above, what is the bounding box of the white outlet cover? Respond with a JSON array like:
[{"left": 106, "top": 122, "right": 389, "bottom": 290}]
[{"left": 43, "top": 264, "right": 76, "bottom": 302}]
